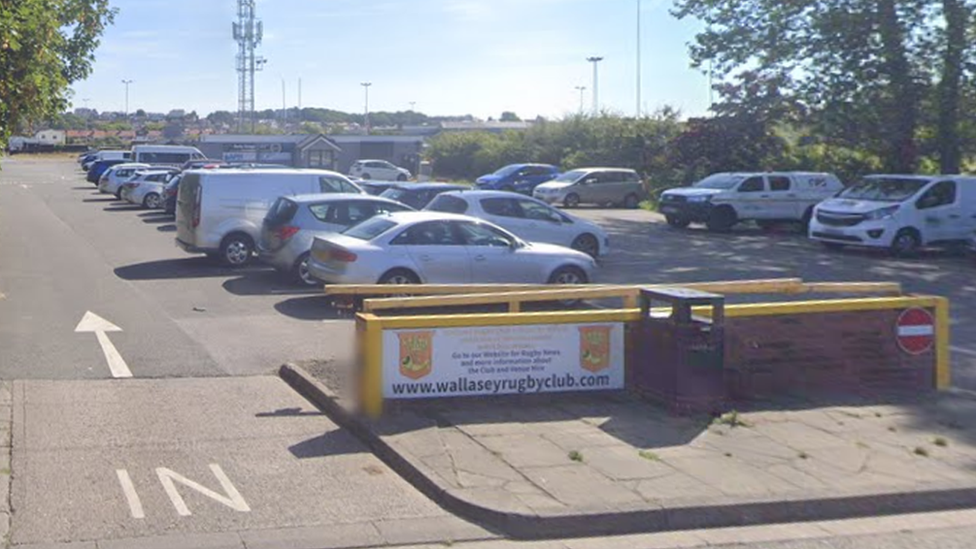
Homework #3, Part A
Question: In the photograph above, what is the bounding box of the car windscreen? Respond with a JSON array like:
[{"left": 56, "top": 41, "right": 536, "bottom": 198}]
[
  {"left": 552, "top": 170, "right": 586, "bottom": 183},
  {"left": 264, "top": 198, "right": 298, "bottom": 226},
  {"left": 425, "top": 194, "right": 469, "bottom": 214},
  {"left": 693, "top": 174, "right": 744, "bottom": 189},
  {"left": 838, "top": 177, "right": 928, "bottom": 202},
  {"left": 492, "top": 165, "right": 521, "bottom": 176},
  {"left": 342, "top": 217, "right": 398, "bottom": 240}
]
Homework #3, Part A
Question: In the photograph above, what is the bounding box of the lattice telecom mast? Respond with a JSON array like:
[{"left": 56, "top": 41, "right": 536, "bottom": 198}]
[{"left": 232, "top": 0, "right": 265, "bottom": 133}]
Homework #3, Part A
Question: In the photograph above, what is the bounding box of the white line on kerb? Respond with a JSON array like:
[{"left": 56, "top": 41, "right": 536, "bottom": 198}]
[{"left": 952, "top": 346, "right": 976, "bottom": 358}]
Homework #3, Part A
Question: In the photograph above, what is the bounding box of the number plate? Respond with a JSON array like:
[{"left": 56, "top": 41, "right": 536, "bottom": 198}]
[{"left": 660, "top": 206, "right": 679, "bottom": 214}]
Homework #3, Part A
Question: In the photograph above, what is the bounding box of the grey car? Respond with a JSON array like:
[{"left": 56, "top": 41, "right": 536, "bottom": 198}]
[
  {"left": 533, "top": 168, "right": 645, "bottom": 209},
  {"left": 257, "top": 194, "right": 413, "bottom": 286}
]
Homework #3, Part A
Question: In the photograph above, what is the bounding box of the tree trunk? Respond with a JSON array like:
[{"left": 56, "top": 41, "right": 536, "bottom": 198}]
[
  {"left": 876, "top": 0, "right": 918, "bottom": 173},
  {"left": 937, "top": 0, "right": 966, "bottom": 174}
]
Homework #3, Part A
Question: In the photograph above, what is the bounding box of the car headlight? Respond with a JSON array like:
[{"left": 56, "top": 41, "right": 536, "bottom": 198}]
[
  {"left": 864, "top": 205, "right": 899, "bottom": 220},
  {"left": 686, "top": 195, "right": 712, "bottom": 203}
]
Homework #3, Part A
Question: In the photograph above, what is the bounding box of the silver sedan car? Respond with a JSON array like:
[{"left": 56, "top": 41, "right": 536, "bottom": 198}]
[
  {"left": 257, "top": 194, "right": 414, "bottom": 286},
  {"left": 307, "top": 211, "right": 597, "bottom": 285},
  {"left": 120, "top": 170, "right": 179, "bottom": 208}
]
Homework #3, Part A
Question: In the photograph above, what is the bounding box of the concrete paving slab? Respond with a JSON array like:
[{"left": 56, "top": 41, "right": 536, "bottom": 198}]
[
  {"left": 239, "top": 523, "right": 383, "bottom": 549},
  {"left": 285, "top": 363, "right": 976, "bottom": 540}
]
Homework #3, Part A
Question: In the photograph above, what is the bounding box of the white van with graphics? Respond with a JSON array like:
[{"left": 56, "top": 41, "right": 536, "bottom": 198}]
[
  {"left": 810, "top": 174, "right": 976, "bottom": 255},
  {"left": 175, "top": 169, "right": 364, "bottom": 266},
  {"left": 132, "top": 145, "right": 205, "bottom": 166},
  {"left": 659, "top": 172, "right": 844, "bottom": 231}
]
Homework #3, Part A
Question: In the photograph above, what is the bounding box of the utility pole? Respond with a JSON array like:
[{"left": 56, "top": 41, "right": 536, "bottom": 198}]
[
  {"left": 586, "top": 57, "right": 603, "bottom": 115},
  {"left": 636, "top": 0, "right": 642, "bottom": 117},
  {"left": 121, "top": 80, "right": 133, "bottom": 116},
  {"left": 281, "top": 78, "right": 286, "bottom": 126},
  {"left": 298, "top": 78, "right": 302, "bottom": 112},
  {"left": 574, "top": 86, "right": 586, "bottom": 114},
  {"left": 409, "top": 101, "right": 416, "bottom": 112},
  {"left": 361, "top": 82, "right": 372, "bottom": 134}
]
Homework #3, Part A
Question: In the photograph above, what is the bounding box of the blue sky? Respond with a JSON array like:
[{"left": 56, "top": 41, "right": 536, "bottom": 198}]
[{"left": 72, "top": 0, "right": 710, "bottom": 119}]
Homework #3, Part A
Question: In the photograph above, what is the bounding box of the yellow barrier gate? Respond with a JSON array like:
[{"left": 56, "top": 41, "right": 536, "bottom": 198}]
[{"left": 351, "top": 282, "right": 948, "bottom": 417}]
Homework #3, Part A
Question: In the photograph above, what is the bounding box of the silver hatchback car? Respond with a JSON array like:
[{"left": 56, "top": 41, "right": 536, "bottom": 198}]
[{"left": 257, "top": 194, "right": 413, "bottom": 286}]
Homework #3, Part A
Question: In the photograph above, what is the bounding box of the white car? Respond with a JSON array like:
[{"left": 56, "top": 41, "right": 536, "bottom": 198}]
[
  {"left": 348, "top": 159, "right": 411, "bottom": 181},
  {"left": 425, "top": 190, "right": 609, "bottom": 257},
  {"left": 120, "top": 170, "right": 178, "bottom": 209},
  {"left": 307, "top": 211, "right": 596, "bottom": 285},
  {"left": 98, "top": 163, "right": 151, "bottom": 197}
]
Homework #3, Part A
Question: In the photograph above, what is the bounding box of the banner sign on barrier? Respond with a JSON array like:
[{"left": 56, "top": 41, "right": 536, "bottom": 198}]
[{"left": 381, "top": 322, "right": 625, "bottom": 399}]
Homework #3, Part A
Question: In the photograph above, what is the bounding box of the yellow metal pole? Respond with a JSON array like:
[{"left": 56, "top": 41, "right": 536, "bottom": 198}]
[
  {"left": 361, "top": 315, "right": 384, "bottom": 417},
  {"left": 935, "top": 297, "right": 951, "bottom": 390}
]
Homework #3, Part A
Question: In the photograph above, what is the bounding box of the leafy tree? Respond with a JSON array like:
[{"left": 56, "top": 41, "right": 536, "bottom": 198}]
[
  {"left": 0, "top": 0, "right": 116, "bottom": 150},
  {"left": 206, "top": 110, "right": 236, "bottom": 127},
  {"left": 500, "top": 111, "right": 521, "bottom": 122},
  {"left": 672, "top": 0, "right": 975, "bottom": 173},
  {"left": 134, "top": 109, "right": 146, "bottom": 118}
]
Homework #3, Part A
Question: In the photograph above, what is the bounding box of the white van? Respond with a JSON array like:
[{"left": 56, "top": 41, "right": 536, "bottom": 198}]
[
  {"left": 175, "top": 169, "right": 365, "bottom": 266},
  {"left": 132, "top": 145, "right": 205, "bottom": 166},
  {"left": 810, "top": 174, "right": 976, "bottom": 255},
  {"left": 659, "top": 172, "right": 844, "bottom": 231},
  {"left": 82, "top": 150, "right": 131, "bottom": 170}
]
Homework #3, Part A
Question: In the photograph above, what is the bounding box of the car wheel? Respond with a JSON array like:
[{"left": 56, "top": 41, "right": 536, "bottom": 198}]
[
  {"left": 143, "top": 192, "right": 161, "bottom": 209},
  {"left": 563, "top": 193, "right": 580, "bottom": 208},
  {"left": 665, "top": 215, "right": 690, "bottom": 229},
  {"left": 361, "top": 173, "right": 372, "bottom": 180},
  {"left": 623, "top": 194, "right": 640, "bottom": 209},
  {"left": 114, "top": 190, "right": 122, "bottom": 200},
  {"left": 378, "top": 268, "right": 420, "bottom": 285},
  {"left": 292, "top": 253, "right": 320, "bottom": 287},
  {"left": 706, "top": 207, "right": 737, "bottom": 232},
  {"left": 571, "top": 234, "right": 600, "bottom": 258},
  {"left": 890, "top": 228, "right": 921, "bottom": 257},
  {"left": 397, "top": 174, "right": 408, "bottom": 181},
  {"left": 220, "top": 233, "right": 254, "bottom": 267},
  {"left": 548, "top": 266, "right": 588, "bottom": 285}
]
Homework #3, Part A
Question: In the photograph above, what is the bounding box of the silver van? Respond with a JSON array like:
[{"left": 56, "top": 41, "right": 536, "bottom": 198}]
[{"left": 175, "top": 169, "right": 364, "bottom": 266}]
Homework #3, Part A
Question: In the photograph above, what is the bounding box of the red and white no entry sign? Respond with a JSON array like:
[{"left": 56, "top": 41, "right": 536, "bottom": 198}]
[{"left": 896, "top": 308, "right": 936, "bottom": 355}]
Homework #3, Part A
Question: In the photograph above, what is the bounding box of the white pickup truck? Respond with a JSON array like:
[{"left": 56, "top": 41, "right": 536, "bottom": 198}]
[{"left": 659, "top": 172, "right": 845, "bottom": 232}]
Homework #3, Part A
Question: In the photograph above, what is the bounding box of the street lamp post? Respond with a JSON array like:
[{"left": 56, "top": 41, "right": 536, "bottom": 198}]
[
  {"left": 585, "top": 57, "right": 603, "bottom": 115},
  {"left": 574, "top": 86, "right": 586, "bottom": 114},
  {"left": 121, "top": 80, "right": 134, "bottom": 116},
  {"left": 361, "top": 82, "right": 372, "bottom": 134},
  {"left": 636, "top": 0, "right": 642, "bottom": 117}
]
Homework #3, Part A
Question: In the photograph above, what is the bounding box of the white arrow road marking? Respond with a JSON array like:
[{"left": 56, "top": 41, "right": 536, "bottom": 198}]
[{"left": 75, "top": 311, "right": 132, "bottom": 378}]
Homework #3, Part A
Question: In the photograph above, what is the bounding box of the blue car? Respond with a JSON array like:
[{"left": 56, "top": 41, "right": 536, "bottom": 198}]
[
  {"left": 475, "top": 163, "right": 559, "bottom": 194},
  {"left": 86, "top": 159, "right": 128, "bottom": 183}
]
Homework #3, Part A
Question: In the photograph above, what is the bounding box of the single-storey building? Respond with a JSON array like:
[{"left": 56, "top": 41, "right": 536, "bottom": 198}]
[
  {"left": 197, "top": 134, "right": 342, "bottom": 170},
  {"left": 195, "top": 134, "right": 425, "bottom": 174}
]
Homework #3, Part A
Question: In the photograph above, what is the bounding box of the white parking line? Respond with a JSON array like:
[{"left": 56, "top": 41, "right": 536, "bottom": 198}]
[{"left": 952, "top": 346, "right": 976, "bottom": 358}]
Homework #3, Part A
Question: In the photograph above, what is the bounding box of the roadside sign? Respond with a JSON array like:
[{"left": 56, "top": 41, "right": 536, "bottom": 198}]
[{"left": 896, "top": 308, "right": 935, "bottom": 355}]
